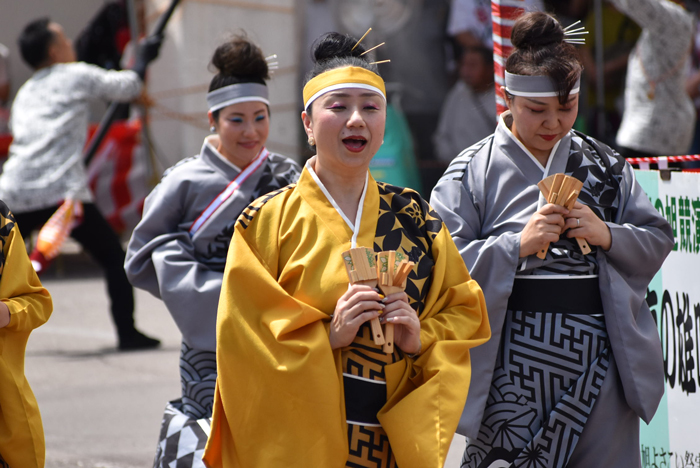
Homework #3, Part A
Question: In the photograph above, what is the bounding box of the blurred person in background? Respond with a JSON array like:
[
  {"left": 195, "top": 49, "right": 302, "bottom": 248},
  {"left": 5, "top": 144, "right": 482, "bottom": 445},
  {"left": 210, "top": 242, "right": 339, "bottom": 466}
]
[
  {"left": 0, "top": 18, "right": 161, "bottom": 350},
  {"left": 684, "top": 3, "right": 700, "bottom": 164},
  {"left": 434, "top": 45, "right": 497, "bottom": 163},
  {"left": 612, "top": 0, "right": 695, "bottom": 159},
  {"left": 447, "top": 0, "right": 544, "bottom": 51},
  {"left": 0, "top": 43, "right": 10, "bottom": 134},
  {"left": 579, "top": 0, "right": 641, "bottom": 144}
]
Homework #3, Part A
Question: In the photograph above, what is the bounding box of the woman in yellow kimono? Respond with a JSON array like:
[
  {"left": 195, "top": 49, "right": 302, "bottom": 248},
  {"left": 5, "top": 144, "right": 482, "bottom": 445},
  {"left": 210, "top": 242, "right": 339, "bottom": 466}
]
[
  {"left": 0, "top": 200, "right": 53, "bottom": 468},
  {"left": 203, "top": 32, "right": 490, "bottom": 468}
]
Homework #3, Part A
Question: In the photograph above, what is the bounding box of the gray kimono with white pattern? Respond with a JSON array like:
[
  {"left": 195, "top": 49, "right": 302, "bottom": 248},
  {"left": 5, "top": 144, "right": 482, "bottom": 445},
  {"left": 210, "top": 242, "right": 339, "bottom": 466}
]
[
  {"left": 430, "top": 116, "right": 674, "bottom": 439},
  {"left": 125, "top": 138, "right": 300, "bottom": 352}
]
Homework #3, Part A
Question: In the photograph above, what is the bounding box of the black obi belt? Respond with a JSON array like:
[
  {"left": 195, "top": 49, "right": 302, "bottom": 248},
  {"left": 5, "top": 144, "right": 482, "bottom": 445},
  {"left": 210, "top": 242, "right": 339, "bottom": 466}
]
[
  {"left": 343, "top": 374, "right": 387, "bottom": 426},
  {"left": 507, "top": 276, "right": 603, "bottom": 314}
]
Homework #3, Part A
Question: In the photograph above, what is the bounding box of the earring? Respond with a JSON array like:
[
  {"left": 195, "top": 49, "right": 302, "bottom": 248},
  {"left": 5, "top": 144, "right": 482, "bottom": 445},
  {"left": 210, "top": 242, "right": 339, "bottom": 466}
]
[
  {"left": 308, "top": 136, "right": 316, "bottom": 146},
  {"left": 210, "top": 126, "right": 216, "bottom": 133}
]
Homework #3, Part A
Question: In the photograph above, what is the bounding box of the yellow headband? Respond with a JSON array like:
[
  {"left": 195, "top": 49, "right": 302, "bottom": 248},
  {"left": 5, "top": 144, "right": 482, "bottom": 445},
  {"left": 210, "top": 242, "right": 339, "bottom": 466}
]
[{"left": 303, "top": 66, "right": 386, "bottom": 110}]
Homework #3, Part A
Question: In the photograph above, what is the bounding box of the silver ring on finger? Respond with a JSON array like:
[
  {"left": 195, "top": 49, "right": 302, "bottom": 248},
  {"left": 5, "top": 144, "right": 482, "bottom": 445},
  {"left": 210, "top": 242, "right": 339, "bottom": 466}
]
[{"left": 576, "top": 218, "right": 580, "bottom": 227}]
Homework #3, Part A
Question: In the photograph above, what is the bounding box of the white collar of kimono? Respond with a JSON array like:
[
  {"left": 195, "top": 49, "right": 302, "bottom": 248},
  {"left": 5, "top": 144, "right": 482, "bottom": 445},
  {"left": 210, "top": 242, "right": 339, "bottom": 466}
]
[
  {"left": 305, "top": 157, "right": 369, "bottom": 248},
  {"left": 499, "top": 112, "right": 560, "bottom": 176},
  {"left": 204, "top": 135, "right": 242, "bottom": 172}
]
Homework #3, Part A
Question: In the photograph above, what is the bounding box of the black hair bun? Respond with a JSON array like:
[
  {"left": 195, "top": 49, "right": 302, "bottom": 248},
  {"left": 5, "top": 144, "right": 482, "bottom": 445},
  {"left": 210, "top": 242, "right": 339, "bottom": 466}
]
[
  {"left": 511, "top": 11, "right": 564, "bottom": 51},
  {"left": 210, "top": 34, "right": 269, "bottom": 81},
  {"left": 311, "top": 32, "right": 369, "bottom": 64}
]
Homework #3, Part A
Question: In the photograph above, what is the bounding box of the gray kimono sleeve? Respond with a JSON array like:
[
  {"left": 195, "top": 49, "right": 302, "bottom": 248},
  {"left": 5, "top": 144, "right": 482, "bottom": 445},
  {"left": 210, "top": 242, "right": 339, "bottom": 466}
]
[
  {"left": 597, "top": 163, "right": 674, "bottom": 422},
  {"left": 125, "top": 179, "right": 220, "bottom": 352},
  {"left": 431, "top": 174, "right": 521, "bottom": 439}
]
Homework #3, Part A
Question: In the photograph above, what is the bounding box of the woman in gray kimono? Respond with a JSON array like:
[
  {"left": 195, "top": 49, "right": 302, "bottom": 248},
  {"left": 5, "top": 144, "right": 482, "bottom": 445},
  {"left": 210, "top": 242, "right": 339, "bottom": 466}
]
[
  {"left": 124, "top": 35, "right": 300, "bottom": 421},
  {"left": 431, "top": 12, "right": 673, "bottom": 468}
]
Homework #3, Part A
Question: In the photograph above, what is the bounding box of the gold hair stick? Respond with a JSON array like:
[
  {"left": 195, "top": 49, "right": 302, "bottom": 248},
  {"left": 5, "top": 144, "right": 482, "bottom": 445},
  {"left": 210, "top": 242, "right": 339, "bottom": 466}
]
[
  {"left": 360, "top": 42, "right": 386, "bottom": 56},
  {"left": 352, "top": 27, "right": 372, "bottom": 51},
  {"left": 370, "top": 59, "right": 391, "bottom": 65}
]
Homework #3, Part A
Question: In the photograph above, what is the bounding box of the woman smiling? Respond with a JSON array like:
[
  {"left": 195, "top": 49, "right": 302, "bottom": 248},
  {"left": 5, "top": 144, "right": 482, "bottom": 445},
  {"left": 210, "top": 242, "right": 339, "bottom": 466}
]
[
  {"left": 124, "top": 34, "right": 300, "bottom": 465},
  {"left": 203, "top": 32, "right": 490, "bottom": 468}
]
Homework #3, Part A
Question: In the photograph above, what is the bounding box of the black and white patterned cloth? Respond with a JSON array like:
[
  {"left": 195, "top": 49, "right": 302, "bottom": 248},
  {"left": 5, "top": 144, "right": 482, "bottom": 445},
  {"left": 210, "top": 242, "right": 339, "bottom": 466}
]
[
  {"left": 179, "top": 342, "right": 216, "bottom": 419},
  {"left": 152, "top": 343, "right": 216, "bottom": 468},
  {"left": 153, "top": 400, "right": 211, "bottom": 468},
  {"left": 462, "top": 312, "right": 610, "bottom": 468}
]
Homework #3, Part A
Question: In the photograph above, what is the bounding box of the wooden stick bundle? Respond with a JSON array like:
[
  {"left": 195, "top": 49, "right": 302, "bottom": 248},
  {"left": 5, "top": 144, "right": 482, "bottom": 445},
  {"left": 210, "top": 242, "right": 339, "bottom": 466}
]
[
  {"left": 377, "top": 251, "right": 414, "bottom": 354},
  {"left": 536, "top": 174, "right": 591, "bottom": 259},
  {"left": 341, "top": 247, "right": 385, "bottom": 345}
]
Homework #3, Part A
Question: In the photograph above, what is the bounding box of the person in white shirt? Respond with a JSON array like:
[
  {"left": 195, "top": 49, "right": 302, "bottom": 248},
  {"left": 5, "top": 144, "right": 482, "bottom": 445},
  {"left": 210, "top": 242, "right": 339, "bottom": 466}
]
[
  {"left": 0, "top": 18, "right": 161, "bottom": 350},
  {"left": 613, "top": 0, "right": 695, "bottom": 158}
]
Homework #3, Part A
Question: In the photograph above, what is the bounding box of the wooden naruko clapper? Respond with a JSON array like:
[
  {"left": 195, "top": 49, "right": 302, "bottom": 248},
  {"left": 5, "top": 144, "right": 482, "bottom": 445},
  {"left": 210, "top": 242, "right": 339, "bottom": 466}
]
[
  {"left": 376, "top": 251, "right": 414, "bottom": 354},
  {"left": 341, "top": 247, "right": 385, "bottom": 345},
  {"left": 536, "top": 173, "right": 591, "bottom": 259},
  {"left": 341, "top": 248, "right": 415, "bottom": 353}
]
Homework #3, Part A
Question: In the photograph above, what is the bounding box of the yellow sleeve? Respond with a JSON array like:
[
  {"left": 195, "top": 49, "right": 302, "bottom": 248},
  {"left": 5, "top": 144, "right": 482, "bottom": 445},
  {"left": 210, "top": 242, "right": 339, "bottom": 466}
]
[
  {"left": 0, "top": 211, "right": 51, "bottom": 468},
  {"left": 379, "top": 223, "right": 490, "bottom": 468},
  {"left": 203, "top": 206, "right": 347, "bottom": 468},
  {"left": 0, "top": 220, "right": 53, "bottom": 332}
]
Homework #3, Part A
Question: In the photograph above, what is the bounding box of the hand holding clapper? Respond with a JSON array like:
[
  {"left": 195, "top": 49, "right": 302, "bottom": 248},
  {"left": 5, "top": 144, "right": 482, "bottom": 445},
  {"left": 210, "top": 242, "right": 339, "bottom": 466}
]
[
  {"left": 536, "top": 173, "right": 591, "bottom": 259},
  {"left": 341, "top": 248, "right": 415, "bottom": 353},
  {"left": 376, "top": 251, "right": 414, "bottom": 354}
]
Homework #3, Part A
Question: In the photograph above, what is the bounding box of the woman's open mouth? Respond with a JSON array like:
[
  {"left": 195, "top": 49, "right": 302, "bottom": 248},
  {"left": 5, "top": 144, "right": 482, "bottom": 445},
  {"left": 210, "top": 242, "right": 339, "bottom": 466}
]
[{"left": 343, "top": 136, "right": 368, "bottom": 153}]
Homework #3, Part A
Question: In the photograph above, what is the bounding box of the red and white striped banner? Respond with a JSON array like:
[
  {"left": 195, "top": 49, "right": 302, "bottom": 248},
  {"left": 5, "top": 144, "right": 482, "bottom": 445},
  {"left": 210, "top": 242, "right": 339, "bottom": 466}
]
[
  {"left": 626, "top": 155, "right": 700, "bottom": 164},
  {"left": 492, "top": 0, "right": 527, "bottom": 115},
  {"left": 86, "top": 119, "right": 151, "bottom": 234}
]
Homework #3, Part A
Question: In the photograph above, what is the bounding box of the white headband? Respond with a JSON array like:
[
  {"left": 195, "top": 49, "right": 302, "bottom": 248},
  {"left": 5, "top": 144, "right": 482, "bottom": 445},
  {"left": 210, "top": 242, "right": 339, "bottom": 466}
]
[
  {"left": 206, "top": 82, "right": 269, "bottom": 112},
  {"left": 504, "top": 71, "right": 580, "bottom": 98}
]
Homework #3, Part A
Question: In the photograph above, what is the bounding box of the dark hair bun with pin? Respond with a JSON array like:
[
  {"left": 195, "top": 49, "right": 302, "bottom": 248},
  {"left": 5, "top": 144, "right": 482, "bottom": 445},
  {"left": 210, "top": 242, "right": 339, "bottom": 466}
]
[
  {"left": 209, "top": 33, "right": 269, "bottom": 93},
  {"left": 506, "top": 11, "right": 582, "bottom": 104},
  {"left": 510, "top": 11, "right": 565, "bottom": 50},
  {"left": 312, "top": 32, "right": 367, "bottom": 64},
  {"left": 305, "top": 32, "right": 379, "bottom": 84}
]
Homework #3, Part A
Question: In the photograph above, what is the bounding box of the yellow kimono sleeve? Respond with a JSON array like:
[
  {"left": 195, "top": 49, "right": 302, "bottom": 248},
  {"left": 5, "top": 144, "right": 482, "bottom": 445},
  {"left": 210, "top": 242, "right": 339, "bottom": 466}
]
[
  {"left": 203, "top": 218, "right": 347, "bottom": 468},
  {"left": 0, "top": 218, "right": 53, "bottom": 468},
  {"left": 1, "top": 223, "right": 53, "bottom": 333},
  {"left": 378, "top": 223, "right": 490, "bottom": 468}
]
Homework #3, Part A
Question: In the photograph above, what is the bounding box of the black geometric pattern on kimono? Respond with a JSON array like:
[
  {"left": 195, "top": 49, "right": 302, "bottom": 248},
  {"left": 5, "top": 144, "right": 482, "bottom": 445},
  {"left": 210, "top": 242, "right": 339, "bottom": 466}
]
[
  {"left": 463, "top": 312, "right": 611, "bottom": 468},
  {"left": 374, "top": 183, "right": 443, "bottom": 317},
  {"left": 204, "top": 155, "right": 300, "bottom": 262},
  {"left": 179, "top": 342, "right": 217, "bottom": 419},
  {"left": 0, "top": 201, "right": 16, "bottom": 279},
  {"left": 535, "top": 132, "right": 625, "bottom": 266},
  {"left": 566, "top": 131, "right": 624, "bottom": 223},
  {"left": 344, "top": 183, "right": 443, "bottom": 468}
]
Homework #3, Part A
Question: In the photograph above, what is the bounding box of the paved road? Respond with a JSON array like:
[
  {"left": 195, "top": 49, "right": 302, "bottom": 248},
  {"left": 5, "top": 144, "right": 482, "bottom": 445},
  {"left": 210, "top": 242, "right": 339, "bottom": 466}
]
[{"left": 24, "top": 253, "right": 465, "bottom": 467}]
